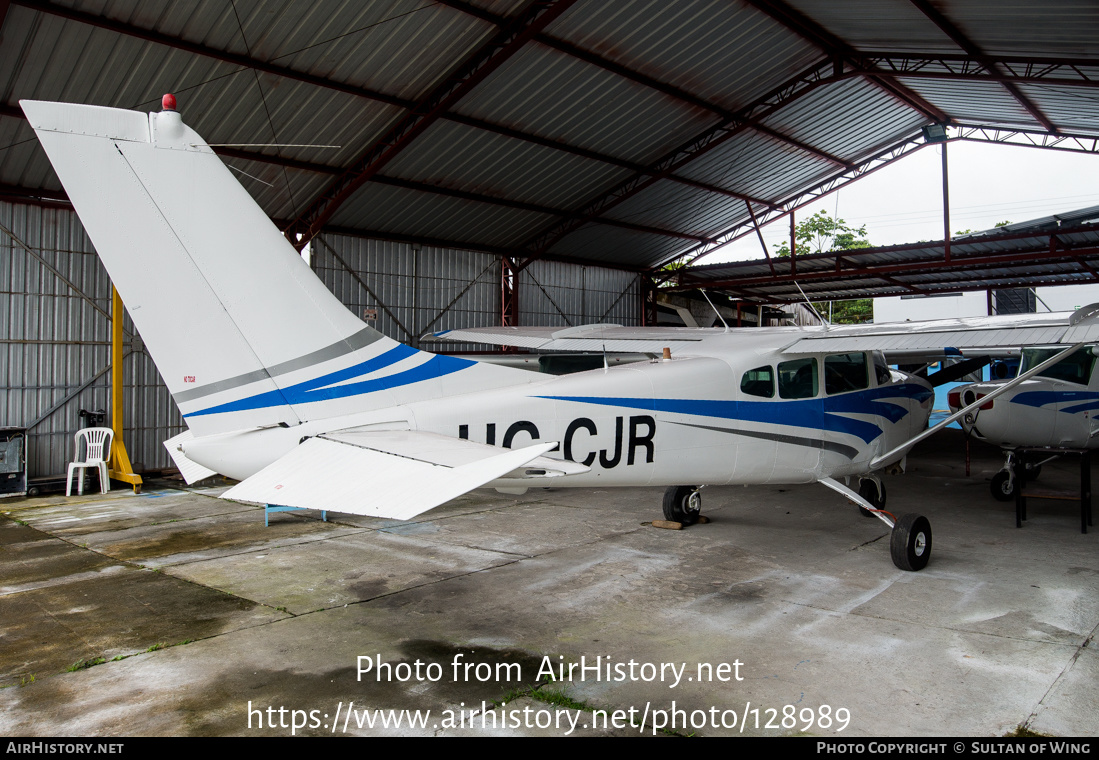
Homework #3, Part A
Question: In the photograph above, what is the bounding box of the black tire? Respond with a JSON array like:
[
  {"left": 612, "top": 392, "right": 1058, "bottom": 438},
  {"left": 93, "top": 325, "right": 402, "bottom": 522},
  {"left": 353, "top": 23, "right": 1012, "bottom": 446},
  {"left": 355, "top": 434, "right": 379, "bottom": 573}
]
[
  {"left": 990, "top": 470, "right": 1016, "bottom": 502},
  {"left": 662, "top": 485, "right": 701, "bottom": 525},
  {"left": 890, "top": 513, "right": 932, "bottom": 571},
  {"left": 858, "top": 479, "right": 886, "bottom": 517}
]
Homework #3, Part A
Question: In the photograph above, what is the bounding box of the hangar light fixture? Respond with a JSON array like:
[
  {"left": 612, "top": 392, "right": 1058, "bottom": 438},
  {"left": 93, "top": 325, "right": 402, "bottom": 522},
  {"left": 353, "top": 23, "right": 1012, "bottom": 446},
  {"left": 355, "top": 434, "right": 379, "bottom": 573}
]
[{"left": 921, "top": 124, "right": 948, "bottom": 143}]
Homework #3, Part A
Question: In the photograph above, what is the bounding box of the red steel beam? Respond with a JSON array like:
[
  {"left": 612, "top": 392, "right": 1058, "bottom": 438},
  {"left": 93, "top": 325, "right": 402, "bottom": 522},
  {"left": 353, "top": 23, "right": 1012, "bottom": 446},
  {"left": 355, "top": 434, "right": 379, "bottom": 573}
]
[
  {"left": 732, "top": 275, "right": 1099, "bottom": 305},
  {"left": 951, "top": 126, "right": 1099, "bottom": 156},
  {"left": 908, "top": 0, "right": 1058, "bottom": 133},
  {"left": 0, "top": 183, "right": 70, "bottom": 206},
  {"left": 742, "top": 0, "right": 948, "bottom": 123},
  {"left": 9, "top": 0, "right": 413, "bottom": 108},
  {"left": 12, "top": 2, "right": 768, "bottom": 215},
  {"left": 437, "top": 0, "right": 852, "bottom": 169},
  {"left": 678, "top": 244, "right": 1099, "bottom": 291},
  {"left": 5, "top": 101, "right": 776, "bottom": 216},
  {"left": 851, "top": 56, "right": 1099, "bottom": 90},
  {"left": 513, "top": 56, "right": 846, "bottom": 268},
  {"left": 367, "top": 174, "right": 715, "bottom": 243},
  {"left": 287, "top": 0, "right": 581, "bottom": 247},
  {"left": 654, "top": 133, "right": 931, "bottom": 277},
  {"left": 691, "top": 223, "right": 1099, "bottom": 271},
  {"left": 303, "top": 223, "right": 650, "bottom": 274}
]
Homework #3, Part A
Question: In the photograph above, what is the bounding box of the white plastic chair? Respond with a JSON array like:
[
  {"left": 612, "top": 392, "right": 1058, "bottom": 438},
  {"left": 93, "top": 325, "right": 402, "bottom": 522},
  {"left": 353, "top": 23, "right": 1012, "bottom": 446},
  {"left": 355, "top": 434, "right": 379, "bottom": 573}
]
[{"left": 66, "top": 427, "right": 114, "bottom": 496}]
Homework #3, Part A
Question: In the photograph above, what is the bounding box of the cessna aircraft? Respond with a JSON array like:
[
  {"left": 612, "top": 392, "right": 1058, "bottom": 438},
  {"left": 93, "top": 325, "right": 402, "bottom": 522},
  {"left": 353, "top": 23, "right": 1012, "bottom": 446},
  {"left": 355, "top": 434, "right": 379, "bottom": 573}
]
[
  {"left": 947, "top": 344, "right": 1099, "bottom": 500},
  {"left": 21, "top": 97, "right": 1099, "bottom": 572}
]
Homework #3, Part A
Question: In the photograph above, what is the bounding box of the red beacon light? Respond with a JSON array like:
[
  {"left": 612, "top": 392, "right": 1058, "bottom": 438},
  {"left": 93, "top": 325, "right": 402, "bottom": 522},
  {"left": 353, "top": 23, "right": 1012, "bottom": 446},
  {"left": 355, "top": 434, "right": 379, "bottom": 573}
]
[{"left": 161, "top": 93, "right": 177, "bottom": 111}]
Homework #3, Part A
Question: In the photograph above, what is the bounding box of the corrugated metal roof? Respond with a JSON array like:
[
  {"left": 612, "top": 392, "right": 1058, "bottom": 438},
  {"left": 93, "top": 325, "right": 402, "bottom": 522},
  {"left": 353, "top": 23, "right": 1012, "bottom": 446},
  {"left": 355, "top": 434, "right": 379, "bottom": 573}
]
[
  {"left": 783, "top": 0, "right": 956, "bottom": 54},
  {"left": 2, "top": 0, "right": 1099, "bottom": 279},
  {"left": 328, "top": 181, "right": 555, "bottom": 248},
  {"left": 679, "top": 220, "right": 1099, "bottom": 302},
  {"left": 546, "top": 0, "right": 824, "bottom": 113},
  {"left": 761, "top": 77, "right": 928, "bottom": 162},
  {"left": 382, "top": 118, "right": 634, "bottom": 210}
]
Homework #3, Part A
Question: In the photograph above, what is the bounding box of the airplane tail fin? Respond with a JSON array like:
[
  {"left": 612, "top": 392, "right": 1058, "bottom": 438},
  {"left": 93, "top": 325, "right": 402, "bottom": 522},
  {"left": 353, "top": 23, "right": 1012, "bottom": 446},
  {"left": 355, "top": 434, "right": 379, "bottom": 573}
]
[{"left": 22, "top": 99, "right": 527, "bottom": 436}]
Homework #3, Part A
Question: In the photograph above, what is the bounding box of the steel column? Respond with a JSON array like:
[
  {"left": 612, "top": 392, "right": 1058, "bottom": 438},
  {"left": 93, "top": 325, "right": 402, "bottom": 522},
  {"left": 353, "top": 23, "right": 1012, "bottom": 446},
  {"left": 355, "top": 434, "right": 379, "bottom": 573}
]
[
  {"left": 942, "top": 141, "right": 951, "bottom": 263},
  {"left": 108, "top": 287, "right": 142, "bottom": 492}
]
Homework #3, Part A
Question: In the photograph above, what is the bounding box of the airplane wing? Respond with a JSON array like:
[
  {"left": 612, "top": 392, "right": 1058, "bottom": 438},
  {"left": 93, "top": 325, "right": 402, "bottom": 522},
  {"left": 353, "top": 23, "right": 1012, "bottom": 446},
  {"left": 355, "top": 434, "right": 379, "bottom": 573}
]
[
  {"left": 431, "top": 305, "right": 1099, "bottom": 356},
  {"left": 220, "top": 431, "right": 587, "bottom": 520},
  {"left": 426, "top": 324, "right": 715, "bottom": 354},
  {"left": 781, "top": 305, "right": 1099, "bottom": 353}
]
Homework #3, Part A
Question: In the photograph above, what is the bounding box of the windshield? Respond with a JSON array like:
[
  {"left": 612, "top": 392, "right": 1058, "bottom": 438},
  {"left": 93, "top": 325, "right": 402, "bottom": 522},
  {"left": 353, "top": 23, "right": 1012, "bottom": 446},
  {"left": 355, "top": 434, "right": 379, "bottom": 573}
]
[{"left": 1018, "top": 346, "right": 1095, "bottom": 385}]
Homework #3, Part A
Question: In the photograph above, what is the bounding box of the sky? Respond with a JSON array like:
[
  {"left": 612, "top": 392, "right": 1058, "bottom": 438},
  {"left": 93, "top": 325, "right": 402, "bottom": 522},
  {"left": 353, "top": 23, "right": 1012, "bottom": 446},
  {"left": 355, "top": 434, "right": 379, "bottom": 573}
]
[{"left": 705, "top": 135, "right": 1099, "bottom": 264}]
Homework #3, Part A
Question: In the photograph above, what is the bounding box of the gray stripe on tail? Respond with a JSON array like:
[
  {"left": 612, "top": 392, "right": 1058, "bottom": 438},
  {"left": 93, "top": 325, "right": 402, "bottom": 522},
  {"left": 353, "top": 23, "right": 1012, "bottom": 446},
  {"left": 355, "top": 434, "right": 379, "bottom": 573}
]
[{"left": 174, "top": 326, "right": 384, "bottom": 403}]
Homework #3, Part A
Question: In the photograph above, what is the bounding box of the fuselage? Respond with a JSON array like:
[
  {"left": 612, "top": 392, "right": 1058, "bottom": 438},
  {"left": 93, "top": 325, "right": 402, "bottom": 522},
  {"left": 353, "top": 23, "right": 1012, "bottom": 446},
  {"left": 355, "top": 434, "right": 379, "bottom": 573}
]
[
  {"left": 949, "top": 345, "right": 1099, "bottom": 449},
  {"left": 183, "top": 335, "right": 934, "bottom": 488}
]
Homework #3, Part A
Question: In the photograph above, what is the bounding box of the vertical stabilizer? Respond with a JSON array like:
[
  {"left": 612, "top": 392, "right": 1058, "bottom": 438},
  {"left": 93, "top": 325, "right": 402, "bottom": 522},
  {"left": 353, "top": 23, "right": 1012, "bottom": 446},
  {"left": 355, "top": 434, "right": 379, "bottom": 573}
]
[{"left": 22, "top": 99, "right": 528, "bottom": 436}]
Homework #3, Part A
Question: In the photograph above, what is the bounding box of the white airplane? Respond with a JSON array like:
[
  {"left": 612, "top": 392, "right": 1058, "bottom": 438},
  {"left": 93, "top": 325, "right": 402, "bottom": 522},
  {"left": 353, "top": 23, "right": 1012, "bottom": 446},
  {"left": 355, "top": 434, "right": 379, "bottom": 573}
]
[
  {"left": 21, "top": 97, "right": 1099, "bottom": 572},
  {"left": 947, "top": 344, "right": 1099, "bottom": 500}
]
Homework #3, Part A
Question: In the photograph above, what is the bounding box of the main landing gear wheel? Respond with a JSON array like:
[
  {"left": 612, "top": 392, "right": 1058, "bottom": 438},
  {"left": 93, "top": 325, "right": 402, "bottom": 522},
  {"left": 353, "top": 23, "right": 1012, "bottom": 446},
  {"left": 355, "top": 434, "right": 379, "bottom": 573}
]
[
  {"left": 663, "top": 485, "right": 701, "bottom": 526},
  {"left": 890, "top": 513, "right": 932, "bottom": 571},
  {"left": 858, "top": 479, "right": 886, "bottom": 518},
  {"left": 990, "top": 470, "right": 1016, "bottom": 502}
]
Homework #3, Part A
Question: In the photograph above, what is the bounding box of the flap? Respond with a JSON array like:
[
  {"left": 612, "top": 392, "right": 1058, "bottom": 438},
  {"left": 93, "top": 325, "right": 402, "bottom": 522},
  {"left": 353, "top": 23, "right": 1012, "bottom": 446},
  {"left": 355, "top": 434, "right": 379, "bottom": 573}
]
[
  {"left": 322, "top": 429, "right": 588, "bottom": 477},
  {"left": 220, "top": 433, "right": 580, "bottom": 520}
]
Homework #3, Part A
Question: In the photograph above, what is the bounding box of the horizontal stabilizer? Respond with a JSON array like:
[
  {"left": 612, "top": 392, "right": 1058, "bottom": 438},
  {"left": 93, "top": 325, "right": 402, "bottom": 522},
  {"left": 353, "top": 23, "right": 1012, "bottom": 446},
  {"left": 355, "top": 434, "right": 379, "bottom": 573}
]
[
  {"left": 221, "top": 433, "right": 574, "bottom": 520},
  {"left": 163, "top": 431, "right": 218, "bottom": 485}
]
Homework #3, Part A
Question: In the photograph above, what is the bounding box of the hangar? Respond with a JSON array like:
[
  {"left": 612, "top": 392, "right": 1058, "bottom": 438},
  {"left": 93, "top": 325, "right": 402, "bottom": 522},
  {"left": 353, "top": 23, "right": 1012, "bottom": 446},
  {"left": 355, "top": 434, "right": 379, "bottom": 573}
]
[
  {"left": 2, "top": 0, "right": 1099, "bottom": 738},
  {"left": 5, "top": 0, "right": 1099, "bottom": 476}
]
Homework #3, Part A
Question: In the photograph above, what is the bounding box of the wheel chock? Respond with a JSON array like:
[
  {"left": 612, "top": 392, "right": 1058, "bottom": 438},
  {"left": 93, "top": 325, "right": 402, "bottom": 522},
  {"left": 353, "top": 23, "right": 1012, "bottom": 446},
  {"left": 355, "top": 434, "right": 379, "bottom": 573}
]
[{"left": 650, "top": 516, "right": 710, "bottom": 530}]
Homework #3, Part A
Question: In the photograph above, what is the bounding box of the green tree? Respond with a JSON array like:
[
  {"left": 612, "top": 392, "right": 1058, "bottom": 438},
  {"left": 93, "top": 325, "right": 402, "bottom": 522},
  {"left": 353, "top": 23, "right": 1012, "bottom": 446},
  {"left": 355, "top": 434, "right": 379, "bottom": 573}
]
[
  {"left": 772, "top": 211, "right": 873, "bottom": 324},
  {"left": 772, "top": 210, "right": 870, "bottom": 257}
]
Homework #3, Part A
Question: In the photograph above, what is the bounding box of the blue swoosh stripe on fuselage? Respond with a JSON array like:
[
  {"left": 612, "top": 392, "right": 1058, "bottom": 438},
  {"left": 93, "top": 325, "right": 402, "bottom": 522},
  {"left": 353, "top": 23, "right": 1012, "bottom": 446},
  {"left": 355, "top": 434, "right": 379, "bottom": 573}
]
[
  {"left": 535, "top": 384, "right": 931, "bottom": 444},
  {"left": 1011, "top": 390, "right": 1099, "bottom": 415},
  {"left": 186, "top": 344, "right": 473, "bottom": 418}
]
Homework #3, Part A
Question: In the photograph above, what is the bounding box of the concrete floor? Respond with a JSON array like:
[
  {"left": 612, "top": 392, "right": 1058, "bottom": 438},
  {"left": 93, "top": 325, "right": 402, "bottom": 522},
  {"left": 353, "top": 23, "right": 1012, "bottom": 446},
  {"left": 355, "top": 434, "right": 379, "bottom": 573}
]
[{"left": 1, "top": 430, "right": 1096, "bottom": 737}]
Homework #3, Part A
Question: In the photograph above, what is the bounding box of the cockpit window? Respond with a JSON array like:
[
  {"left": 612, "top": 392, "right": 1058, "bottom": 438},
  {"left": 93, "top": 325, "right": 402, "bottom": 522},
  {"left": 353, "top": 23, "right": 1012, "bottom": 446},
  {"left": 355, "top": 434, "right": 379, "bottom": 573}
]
[
  {"left": 778, "top": 358, "right": 818, "bottom": 399},
  {"left": 740, "top": 365, "right": 774, "bottom": 398},
  {"left": 1019, "top": 346, "right": 1096, "bottom": 385},
  {"left": 825, "top": 353, "right": 869, "bottom": 395}
]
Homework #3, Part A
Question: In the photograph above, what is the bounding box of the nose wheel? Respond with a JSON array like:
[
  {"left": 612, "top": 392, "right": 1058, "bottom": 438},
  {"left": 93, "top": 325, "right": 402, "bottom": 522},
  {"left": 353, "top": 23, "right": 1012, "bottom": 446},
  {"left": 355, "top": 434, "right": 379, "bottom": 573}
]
[
  {"left": 991, "top": 470, "right": 1016, "bottom": 501},
  {"left": 991, "top": 451, "right": 1043, "bottom": 502}
]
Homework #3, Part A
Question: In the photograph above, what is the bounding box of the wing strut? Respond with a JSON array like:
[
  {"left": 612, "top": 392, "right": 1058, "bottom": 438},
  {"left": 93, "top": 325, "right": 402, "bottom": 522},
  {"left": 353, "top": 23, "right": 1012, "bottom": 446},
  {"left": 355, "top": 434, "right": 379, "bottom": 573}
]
[
  {"left": 869, "top": 342, "right": 1087, "bottom": 469},
  {"left": 819, "top": 477, "right": 894, "bottom": 529}
]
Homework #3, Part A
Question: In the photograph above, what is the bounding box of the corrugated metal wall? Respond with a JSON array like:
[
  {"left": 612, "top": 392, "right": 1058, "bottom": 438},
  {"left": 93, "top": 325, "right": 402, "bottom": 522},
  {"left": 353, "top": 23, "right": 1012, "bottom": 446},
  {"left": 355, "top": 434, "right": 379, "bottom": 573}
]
[
  {"left": 520, "top": 259, "right": 641, "bottom": 326},
  {"left": 311, "top": 233, "right": 505, "bottom": 352},
  {"left": 3, "top": 205, "right": 643, "bottom": 478},
  {"left": 312, "top": 235, "right": 643, "bottom": 345},
  {"left": 0, "top": 201, "right": 184, "bottom": 478}
]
